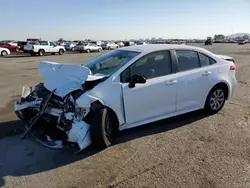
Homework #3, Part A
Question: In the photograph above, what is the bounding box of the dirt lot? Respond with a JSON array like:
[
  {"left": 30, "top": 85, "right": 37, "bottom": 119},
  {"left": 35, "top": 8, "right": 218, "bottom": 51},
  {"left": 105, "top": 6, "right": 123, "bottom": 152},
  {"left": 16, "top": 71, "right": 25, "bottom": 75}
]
[{"left": 0, "top": 44, "right": 250, "bottom": 188}]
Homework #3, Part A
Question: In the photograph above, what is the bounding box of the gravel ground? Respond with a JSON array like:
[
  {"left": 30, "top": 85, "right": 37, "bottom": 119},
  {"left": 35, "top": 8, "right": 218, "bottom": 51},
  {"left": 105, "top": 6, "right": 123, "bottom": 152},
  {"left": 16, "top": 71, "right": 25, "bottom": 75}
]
[{"left": 0, "top": 44, "right": 250, "bottom": 188}]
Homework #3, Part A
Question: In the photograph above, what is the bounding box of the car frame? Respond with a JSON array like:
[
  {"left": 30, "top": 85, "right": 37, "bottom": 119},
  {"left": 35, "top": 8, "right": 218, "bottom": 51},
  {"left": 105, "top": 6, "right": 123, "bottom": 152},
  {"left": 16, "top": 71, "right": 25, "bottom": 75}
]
[{"left": 15, "top": 44, "right": 237, "bottom": 152}]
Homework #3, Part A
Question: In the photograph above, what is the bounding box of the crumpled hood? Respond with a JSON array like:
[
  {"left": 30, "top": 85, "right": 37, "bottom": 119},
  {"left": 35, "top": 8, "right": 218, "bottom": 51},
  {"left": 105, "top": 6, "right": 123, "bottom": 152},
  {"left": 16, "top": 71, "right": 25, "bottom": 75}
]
[{"left": 38, "top": 61, "right": 94, "bottom": 97}]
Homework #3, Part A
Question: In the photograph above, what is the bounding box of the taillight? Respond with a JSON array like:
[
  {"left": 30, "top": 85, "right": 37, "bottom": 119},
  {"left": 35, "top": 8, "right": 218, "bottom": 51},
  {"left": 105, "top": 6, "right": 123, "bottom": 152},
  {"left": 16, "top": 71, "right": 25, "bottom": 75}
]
[{"left": 230, "top": 65, "right": 236, "bottom": 70}]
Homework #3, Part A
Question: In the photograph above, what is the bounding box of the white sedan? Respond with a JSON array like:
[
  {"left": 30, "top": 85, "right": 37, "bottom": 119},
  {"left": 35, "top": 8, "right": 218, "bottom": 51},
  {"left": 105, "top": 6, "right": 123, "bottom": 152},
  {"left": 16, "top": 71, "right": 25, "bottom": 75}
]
[
  {"left": 0, "top": 47, "right": 10, "bottom": 57},
  {"left": 74, "top": 43, "right": 102, "bottom": 53},
  {"left": 15, "top": 44, "right": 237, "bottom": 151}
]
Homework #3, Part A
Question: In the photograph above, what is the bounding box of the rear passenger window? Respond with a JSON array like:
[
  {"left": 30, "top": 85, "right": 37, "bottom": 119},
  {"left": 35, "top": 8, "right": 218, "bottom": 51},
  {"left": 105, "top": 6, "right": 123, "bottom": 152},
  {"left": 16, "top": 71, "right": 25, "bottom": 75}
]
[
  {"left": 198, "top": 53, "right": 217, "bottom": 66},
  {"left": 176, "top": 51, "right": 200, "bottom": 71},
  {"left": 199, "top": 53, "right": 210, "bottom": 67}
]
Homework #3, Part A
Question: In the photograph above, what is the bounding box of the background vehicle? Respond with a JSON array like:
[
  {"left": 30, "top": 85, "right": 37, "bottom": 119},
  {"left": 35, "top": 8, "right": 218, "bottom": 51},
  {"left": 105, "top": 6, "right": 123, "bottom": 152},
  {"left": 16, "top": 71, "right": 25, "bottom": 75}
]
[
  {"left": 0, "top": 47, "right": 10, "bottom": 57},
  {"left": 15, "top": 44, "right": 237, "bottom": 150},
  {"left": 0, "top": 42, "right": 20, "bottom": 51},
  {"left": 74, "top": 42, "right": 102, "bottom": 53},
  {"left": 205, "top": 37, "right": 213, "bottom": 45},
  {"left": 64, "top": 41, "right": 76, "bottom": 51},
  {"left": 238, "top": 40, "right": 247, "bottom": 45},
  {"left": 25, "top": 41, "right": 65, "bottom": 56},
  {"left": 101, "top": 42, "right": 119, "bottom": 49},
  {"left": 17, "top": 41, "right": 27, "bottom": 52},
  {"left": 124, "top": 41, "right": 135, "bottom": 46}
]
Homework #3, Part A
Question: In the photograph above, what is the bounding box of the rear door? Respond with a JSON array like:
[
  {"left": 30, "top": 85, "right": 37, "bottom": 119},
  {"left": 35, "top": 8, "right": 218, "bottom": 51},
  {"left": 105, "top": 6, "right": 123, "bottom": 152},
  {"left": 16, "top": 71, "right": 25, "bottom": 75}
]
[
  {"left": 121, "top": 50, "right": 178, "bottom": 125},
  {"left": 174, "top": 50, "right": 213, "bottom": 111}
]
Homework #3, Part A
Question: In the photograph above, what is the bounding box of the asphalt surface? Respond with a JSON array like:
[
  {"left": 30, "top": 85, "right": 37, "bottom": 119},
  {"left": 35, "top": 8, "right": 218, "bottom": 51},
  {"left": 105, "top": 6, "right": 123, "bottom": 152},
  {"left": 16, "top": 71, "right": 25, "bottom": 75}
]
[{"left": 0, "top": 44, "right": 250, "bottom": 188}]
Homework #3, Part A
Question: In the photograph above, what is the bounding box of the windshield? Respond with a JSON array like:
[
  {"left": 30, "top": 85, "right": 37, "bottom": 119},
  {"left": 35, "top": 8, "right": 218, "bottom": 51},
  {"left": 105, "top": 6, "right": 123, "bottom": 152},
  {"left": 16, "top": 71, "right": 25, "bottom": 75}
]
[{"left": 83, "top": 50, "right": 140, "bottom": 75}]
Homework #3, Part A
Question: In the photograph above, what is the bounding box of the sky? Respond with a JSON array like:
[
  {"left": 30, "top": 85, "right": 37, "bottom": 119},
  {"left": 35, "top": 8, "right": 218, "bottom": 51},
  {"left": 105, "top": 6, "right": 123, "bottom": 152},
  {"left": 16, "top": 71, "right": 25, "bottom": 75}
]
[{"left": 1, "top": 0, "right": 250, "bottom": 41}]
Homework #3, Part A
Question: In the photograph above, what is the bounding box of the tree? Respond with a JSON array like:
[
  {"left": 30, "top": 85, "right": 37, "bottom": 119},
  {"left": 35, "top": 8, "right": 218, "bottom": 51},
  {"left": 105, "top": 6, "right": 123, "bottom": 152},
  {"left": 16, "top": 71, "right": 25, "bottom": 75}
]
[{"left": 214, "top": 34, "right": 225, "bottom": 41}]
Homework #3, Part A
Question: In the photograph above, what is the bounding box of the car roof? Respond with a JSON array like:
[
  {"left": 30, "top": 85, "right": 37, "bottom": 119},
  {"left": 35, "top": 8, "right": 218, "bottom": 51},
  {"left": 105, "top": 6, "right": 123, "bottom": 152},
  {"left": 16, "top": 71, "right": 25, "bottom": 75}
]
[{"left": 119, "top": 44, "right": 208, "bottom": 54}]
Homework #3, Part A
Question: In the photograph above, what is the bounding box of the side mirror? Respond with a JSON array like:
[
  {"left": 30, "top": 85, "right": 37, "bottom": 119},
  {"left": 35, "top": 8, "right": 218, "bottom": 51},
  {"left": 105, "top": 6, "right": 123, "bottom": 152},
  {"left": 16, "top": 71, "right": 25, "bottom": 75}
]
[{"left": 128, "top": 74, "right": 146, "bottom": 88}]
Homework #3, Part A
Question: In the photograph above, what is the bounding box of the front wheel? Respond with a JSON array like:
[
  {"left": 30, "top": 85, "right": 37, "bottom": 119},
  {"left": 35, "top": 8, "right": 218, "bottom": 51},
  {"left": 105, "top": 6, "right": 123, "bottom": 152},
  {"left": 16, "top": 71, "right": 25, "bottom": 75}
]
[
  {"left": 87, "top": 107, "right": 118, "bottom": 149},
  {"left": 98, "top": 48, "right": 101, "bottom": 52},
  {"left": 204, "top": 87, "right": 226, "bottom": 114},
  {"left": 86, "top": 49, "right": 90, "bottom": 53}
]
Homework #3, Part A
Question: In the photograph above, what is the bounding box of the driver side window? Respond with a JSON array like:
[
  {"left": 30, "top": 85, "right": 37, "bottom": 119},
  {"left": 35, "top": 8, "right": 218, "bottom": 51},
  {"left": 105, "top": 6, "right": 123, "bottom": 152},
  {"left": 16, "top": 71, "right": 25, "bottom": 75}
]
[{"left": 121, "top": 51, "right": 172, "bottom": 83}]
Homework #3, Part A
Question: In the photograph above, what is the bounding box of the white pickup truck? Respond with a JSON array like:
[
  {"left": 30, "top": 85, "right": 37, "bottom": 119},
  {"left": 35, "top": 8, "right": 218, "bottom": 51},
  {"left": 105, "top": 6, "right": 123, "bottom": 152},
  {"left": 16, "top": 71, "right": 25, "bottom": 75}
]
[{"left": 24, "top": 41, "right": 65, "bottom": 56}]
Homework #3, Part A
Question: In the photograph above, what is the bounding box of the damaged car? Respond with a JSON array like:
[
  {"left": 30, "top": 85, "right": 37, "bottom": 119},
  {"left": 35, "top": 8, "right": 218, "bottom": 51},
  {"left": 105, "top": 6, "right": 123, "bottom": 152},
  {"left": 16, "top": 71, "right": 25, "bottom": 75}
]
[{"left": 15, "top": 44, "right": 237, "bottom": 152}]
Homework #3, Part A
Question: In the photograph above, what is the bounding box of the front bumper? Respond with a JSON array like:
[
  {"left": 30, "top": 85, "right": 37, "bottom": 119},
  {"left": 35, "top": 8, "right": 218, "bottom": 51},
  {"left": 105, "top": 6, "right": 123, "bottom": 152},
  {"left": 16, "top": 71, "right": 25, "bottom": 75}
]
[{"left": 15, "top": 85, "right": 92, "bottom": 152}]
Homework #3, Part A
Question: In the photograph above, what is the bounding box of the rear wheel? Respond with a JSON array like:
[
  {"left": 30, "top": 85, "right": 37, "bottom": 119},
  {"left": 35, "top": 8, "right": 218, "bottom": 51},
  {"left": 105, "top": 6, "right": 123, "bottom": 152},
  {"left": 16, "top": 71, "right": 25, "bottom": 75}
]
[
  {"left": 58, "top": 49, "right": 64, "bottom": 55},
  {"left": 204, "top": 86, "right": 226, "bottom": 114},
  {"left": 38, "top": 49, "right": 45, "bottom": 56},
  {"left": 1, "top": 50, "right": 8, "bottom": 57}
]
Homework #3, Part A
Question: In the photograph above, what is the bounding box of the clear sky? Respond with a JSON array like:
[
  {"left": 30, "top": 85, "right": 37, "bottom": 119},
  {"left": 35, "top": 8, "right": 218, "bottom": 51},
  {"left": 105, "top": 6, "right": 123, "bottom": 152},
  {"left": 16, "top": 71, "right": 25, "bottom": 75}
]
[{"left": 1, "top": 0, "right": 249, "bottom": 41}]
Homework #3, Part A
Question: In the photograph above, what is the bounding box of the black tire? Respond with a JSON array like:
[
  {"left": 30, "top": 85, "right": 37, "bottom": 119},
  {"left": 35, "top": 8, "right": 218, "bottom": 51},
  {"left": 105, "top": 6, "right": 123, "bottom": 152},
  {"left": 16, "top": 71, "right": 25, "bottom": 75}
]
[
  {"left": 51, "top": 53, "right": 55, "bottom": 55},
  {"left": 1, "top": 50, "right": 8, "bottom": 57},
  {"left": 98, "top": 48, "right": 101, "bottom": 52},
  {"left": 86, "top": 106, "right": 118, "bottom": 149},
  {"left": 38, "top": 49, "right": 45, "bottom": 56},
  {"left": 204, "top": 86, "right": 226, "bottom": 114},
  {"left": 86, "top": 49, "right": 90, "bottom": 53},
  {"left": 79, "top": 50, "right": 83, "bottom": 53},
  {"left": 108, "top": 47, "right": 111, "bottom": 50},
  {"left": 58, "top": 49, "right": 64, "bottom": 55}
]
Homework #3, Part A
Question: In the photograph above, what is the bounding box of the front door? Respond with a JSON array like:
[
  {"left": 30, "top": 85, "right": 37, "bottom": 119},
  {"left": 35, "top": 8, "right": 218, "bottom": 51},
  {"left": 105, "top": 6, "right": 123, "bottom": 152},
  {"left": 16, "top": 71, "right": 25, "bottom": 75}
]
[{"left": 121, "top": 51, "right": 178, "bottom": 125}]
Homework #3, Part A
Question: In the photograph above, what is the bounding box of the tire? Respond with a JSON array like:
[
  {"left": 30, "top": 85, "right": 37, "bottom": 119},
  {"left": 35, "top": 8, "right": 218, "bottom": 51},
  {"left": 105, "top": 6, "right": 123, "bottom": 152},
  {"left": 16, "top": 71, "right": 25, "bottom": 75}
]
[
  {"left": 86, "top": 106, "right": 118, "bottom": 149},
  {"left": 1, "top": 50, "right": 8, "bottom": 57},
  {"left": 38, "top": 49, "right": 45, "bottom": 56},
  {"left": 58, "top": 49, "right": 64, "bottom": 55},
  {"left": 79, "top": 50, "right": 83, "bottom": 53},
  {"left": 108, "top": 47, "right": 111, "bottom": 50},
  {"left": 51, "top": 53, "right": 55, "bottom": 55},
  {"left": 98, "top": 48, "right": 101, "bottom": 52},
  {"left": 86, "top": 49, "right": 90, "bottom": 53},
  {"left": 30, "top": 52, "right": 35, "bottom": 56},
  {"left": 204, "top": 86, "right": 226, "bottom": 114}
]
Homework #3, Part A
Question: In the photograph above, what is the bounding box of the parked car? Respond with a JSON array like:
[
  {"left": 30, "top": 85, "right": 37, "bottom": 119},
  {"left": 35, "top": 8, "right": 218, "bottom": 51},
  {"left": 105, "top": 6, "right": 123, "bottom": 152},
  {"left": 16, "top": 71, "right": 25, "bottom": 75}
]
[
  {"left": 0, "top": 47, "right": 10, "bottom": 57},
  {"left": 74, "top": 42, "right": 102, "bottom": 53},
  {"left": 24, "top": 41, "right": 65, "bottom": 56},
  {"left": 117, "top": 42, "right": 125, "bottom": 47},
  {"left": 64, "top": 41, "right": 76, "bottom": 51},
  {"left": 205, "top": 38, "right": 212, "bottom": 45},
  {"left": 0, "top": 43, "right": 20, "bottom": 51},
  {"left": 137, "top": 41, "right": 148, "bottom": 45},
  {"left": 17, "top": 41, "right": 28, "bottom": 52},
  {"left": 124, "top": 41, "right": 135, "bottom": 46},
  {"left": 238, "top": 40, "right": 247, "bottom": 45},
  {"left": 101, "top": 42, "right": 119, "bottom": 50},
  {"left": 14, "top": 44, "right": 237, "bottom": 151}
]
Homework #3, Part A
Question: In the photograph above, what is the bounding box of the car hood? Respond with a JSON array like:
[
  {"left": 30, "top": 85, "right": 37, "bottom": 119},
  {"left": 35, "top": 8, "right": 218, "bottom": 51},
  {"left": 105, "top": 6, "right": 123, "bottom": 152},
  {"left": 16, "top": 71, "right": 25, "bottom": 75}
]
[{"left": 38, "top": 61, "right": 106, "bottom": 97}]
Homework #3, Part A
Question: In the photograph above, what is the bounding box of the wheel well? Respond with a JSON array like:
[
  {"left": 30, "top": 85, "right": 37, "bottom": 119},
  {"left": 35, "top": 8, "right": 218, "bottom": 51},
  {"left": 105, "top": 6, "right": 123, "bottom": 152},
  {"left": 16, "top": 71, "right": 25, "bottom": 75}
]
[
  {"left": 88, "top": 101, "right": 119, "bottom": 130},
  {"left": 211, "top": 82, "right": 229, "bottom": 100}
]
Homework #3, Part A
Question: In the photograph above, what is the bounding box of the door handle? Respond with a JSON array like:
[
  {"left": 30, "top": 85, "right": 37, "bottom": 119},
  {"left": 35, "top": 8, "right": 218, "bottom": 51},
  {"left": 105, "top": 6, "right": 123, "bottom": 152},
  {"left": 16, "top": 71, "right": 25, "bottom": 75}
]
[
  {"left": 202, "top": 71, "right": 211, "bottom": 76},
  {"left": 166, "top": 80, "right": 178, "bottom": 85}
]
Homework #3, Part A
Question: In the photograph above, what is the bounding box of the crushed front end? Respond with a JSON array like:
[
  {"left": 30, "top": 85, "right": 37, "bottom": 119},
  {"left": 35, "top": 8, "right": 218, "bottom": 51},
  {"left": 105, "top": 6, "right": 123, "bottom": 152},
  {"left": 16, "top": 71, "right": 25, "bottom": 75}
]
[{"left": 15, "top": 83, "right": 92, "bottom": 151}]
